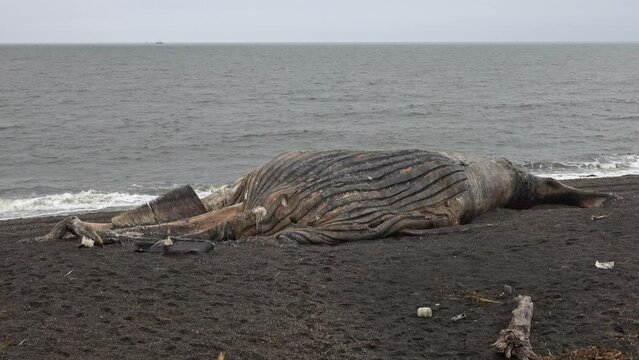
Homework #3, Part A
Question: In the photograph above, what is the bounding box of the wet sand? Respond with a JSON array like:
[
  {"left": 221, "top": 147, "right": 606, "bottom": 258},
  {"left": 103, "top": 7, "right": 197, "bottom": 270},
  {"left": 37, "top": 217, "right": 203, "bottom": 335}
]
[{"left": 1, "top": 176, "right": 638, "bottom": 359}]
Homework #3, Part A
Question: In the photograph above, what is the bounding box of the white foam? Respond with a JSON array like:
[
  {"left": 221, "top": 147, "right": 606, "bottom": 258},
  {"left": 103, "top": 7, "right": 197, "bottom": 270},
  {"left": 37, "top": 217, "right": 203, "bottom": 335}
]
[
  {"left": 525, "top": 153, "right": 639, "bottom": 180},
  {"left": 192, "top": 185, "right": 226, "bottom": 198},
  {"left": 531, "top": 169, "right": 639, "bottom": 180},
  {"left": 0, "top": 186, "right": 225, "bottom": 220},
  {"left": 0, "top": 190, "right": 155, "bottom": 220}
]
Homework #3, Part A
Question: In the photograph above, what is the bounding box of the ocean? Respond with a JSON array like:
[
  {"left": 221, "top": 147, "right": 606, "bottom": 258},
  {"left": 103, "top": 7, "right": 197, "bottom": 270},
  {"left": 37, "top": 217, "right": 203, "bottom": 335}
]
[{"left": 1, "top": 43, "right": 638, "bottom": 219}]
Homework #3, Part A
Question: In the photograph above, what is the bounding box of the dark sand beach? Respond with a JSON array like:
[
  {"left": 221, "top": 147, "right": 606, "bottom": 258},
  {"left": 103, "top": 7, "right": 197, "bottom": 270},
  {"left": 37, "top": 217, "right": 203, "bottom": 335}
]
[{"left": 1, "top": 176, "right": 638, "bottom": 359}]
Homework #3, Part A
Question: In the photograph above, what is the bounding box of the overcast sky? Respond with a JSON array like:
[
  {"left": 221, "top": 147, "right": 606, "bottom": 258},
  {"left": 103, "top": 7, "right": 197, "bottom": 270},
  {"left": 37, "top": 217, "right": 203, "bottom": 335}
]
[{"left": 1, "top": 0, "right": 637, "bottom": 43}]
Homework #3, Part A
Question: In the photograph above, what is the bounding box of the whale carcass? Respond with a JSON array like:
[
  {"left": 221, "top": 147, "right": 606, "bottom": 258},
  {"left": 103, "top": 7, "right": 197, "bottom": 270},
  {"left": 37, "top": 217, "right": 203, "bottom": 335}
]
[{"left": 42, "top": 150, "right": 614, "bottom": 246}]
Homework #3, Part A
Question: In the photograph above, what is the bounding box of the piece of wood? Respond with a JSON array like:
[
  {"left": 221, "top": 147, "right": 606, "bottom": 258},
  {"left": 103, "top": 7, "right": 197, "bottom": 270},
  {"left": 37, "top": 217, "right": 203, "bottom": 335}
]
[{"left": 493, "top": 295, "right": 541, "bottom": 360}]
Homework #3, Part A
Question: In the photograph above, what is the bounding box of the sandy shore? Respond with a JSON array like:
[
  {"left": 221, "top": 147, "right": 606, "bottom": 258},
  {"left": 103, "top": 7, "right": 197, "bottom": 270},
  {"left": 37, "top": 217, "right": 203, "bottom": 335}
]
[{"left": 1, "top": 176, "right": 638, "bottom": 359}]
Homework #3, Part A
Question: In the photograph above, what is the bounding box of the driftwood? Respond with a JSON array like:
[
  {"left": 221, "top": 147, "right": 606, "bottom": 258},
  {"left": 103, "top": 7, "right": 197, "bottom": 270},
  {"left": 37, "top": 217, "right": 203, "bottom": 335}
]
[{"left": 494, "top": 295, "right": 541, "bottom": 360}]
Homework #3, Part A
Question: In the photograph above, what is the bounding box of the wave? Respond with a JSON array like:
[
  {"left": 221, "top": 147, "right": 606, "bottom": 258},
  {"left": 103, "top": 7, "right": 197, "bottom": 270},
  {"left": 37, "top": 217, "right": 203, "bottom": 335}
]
[
  {"left": 606, "top": 115, "right": 639, "bottom": 121},
  {"left": 0, "top": 185, "right": 224, "bottom": 221},
  {"left": 0, "top": 124, "right": 25, "bottom": 131},
  {"left": 522, "top": 153, "right": 639, "bottom": 180}
]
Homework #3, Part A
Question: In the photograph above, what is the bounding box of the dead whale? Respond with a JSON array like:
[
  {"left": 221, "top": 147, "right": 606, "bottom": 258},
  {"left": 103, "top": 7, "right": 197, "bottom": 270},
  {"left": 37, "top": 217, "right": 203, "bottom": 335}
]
[{"left": 42, "top": 150, "right": 615, "bottom": 246}]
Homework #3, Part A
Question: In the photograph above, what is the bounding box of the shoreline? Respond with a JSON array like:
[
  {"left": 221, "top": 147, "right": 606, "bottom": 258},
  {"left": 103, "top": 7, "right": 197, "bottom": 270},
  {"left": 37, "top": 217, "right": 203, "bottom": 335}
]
[{"left": 1, "top": 175, "right": 638, "bottom": 358}]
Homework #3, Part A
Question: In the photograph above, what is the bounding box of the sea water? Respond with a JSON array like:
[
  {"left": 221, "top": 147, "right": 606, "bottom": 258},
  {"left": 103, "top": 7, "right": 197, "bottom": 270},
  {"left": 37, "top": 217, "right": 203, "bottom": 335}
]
[{"left": 1, "top": 43, "right": 638, "bottom": 219}]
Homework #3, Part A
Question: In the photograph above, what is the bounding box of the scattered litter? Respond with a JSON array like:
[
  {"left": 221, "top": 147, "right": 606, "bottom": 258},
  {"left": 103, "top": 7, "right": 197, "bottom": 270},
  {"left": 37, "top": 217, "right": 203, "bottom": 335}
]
[
  {"left": 65, "top": 270, "right": 73, "bottom": 276},
  {"left": 544, "top": 346, "right": 632, "bottom": 360},
  {"left": 162, "top": 236, "right": 173, "bottom": 246},
  {"left": 416, "top": 307, "right": 432, "bottom": 318},
  {"left": 503, "top": 285, "right": 512, "bottom": 294},
  {"left": 102, "top": 237, "right": 121, "bottom": 245},
  {"left": 458, "top": 289, "right": 502, "bottom": 304},
  {"left": 135, "top": 238, "right": 214, "bottom": 255},
  {"left": 591, "top": 214, "right": 608, "bottom": 221},
  {"left": 451, "top": 313, "right": 466, "bottom": 321},
  {"left": 18, "top": 339, "right": 26, "bottom": 346},
  {"left": 595, "top": 261, "right": 614, "bottom": 269},
  {"left": 79, "top": 236, "right": 94, "bottom": 248}
]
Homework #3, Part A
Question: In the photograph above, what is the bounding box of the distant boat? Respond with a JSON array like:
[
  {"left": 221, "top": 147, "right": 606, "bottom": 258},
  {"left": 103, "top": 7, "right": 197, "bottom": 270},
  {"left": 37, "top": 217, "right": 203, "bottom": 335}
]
[{"left": 155, "top": 41, "right": 164, "bottom": 45}]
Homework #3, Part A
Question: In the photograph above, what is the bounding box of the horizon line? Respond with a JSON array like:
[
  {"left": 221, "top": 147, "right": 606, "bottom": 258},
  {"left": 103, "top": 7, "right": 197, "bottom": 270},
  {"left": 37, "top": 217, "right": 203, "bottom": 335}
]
[{"left": 1, "top": 40, "right": 638, "bottom": 46}]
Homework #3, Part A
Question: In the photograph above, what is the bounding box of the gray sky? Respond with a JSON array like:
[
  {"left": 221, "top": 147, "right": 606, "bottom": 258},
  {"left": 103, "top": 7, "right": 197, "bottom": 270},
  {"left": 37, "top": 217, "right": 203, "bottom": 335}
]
[{"left": 1, "top": 0, "right": 638, "bottom": 43}]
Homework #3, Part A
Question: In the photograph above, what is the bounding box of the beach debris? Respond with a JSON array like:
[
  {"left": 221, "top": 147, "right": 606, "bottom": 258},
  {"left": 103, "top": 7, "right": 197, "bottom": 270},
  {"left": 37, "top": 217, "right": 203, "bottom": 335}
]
[
  {"left": 0, "top": 341, "right": 9, "bottom": 353},
  {"left": 425, "top": 222, "right": 497, "bottom": 235},
  {"left": 458, "top": 289, "right": 502, "bottom": 304},
  {"left": 591, "top": 214, "right": 609, "bottom": 221},
  {"left": 499, "top": 285, "right": 513, "bottom": 297},
  {"left": 451, "top": 313, "right": 466, "bottom": 322},
  {"left": 618, "top": 330, "right": 639, "bottom": 345},
  {"left": 542, "top": 346, "right": 632, "bottom": 360},
  {"left": 0, "top": 310, "right": 7, "bottom": 318},
  {"left": 18, "top": 339, "right": 26, "bottom": 346},
  {"left": 416, "top": 307, "right": 433, "bottom": 318},
  {"left": 493, "top": 295, "right": 540, "bottom": 360},
  {"left": 217, "top": 352, "right": 225, "bottom": 360},
  {"left": 134, "top": 238, "right": 214, "bottom": 255},
  {"left": 595, "top": 261, "right": 615, "bottom": 269},
  {"left": 65, "top": 269, "right": 73, "bottom": 276},
  {"left": 79, "top": 236, "right": 94, "bottom": 248}
]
